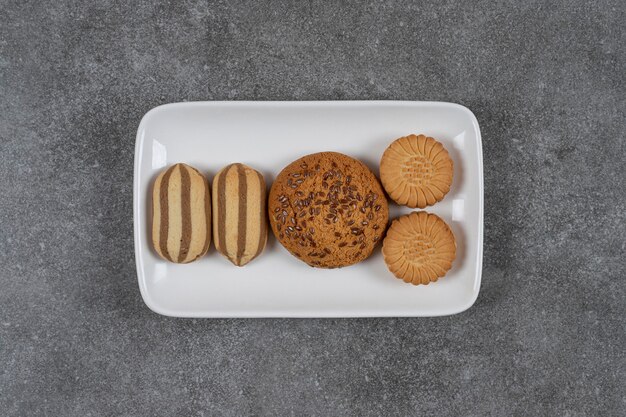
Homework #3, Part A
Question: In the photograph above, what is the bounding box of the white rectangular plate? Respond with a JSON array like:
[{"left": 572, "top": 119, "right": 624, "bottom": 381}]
[{"left": 134, "top": 101, "right": 483, "bottom": 317}]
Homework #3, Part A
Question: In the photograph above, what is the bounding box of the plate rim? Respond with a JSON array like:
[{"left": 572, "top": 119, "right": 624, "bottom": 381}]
[{"left": 133, "top": 100, "right": 483, "bottom": 318}]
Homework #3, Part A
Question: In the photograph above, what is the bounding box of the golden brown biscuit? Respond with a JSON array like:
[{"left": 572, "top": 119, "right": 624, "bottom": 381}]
[
  {"left": 269, "top": 152, "right": 388, "bottom": 268},
  {"left": 380, "top": 134, "right": 453, "bottom": 208},
  {"left": 212, "top": 163, "right": 267, "bottom": 266},
  {"left": 382, "top": 211, "right": 456, "bottom": 285},
  {"left": 152, "top": 163, "right": 211, "bottom": 263}
]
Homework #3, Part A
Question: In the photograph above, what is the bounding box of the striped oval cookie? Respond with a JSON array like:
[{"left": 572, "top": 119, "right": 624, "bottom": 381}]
[
  {"left": 152, "top": 163, "right": 211, "bottom": 263},
  {"left": 212, "top": 163, "right": 267, "bottom": 266}
]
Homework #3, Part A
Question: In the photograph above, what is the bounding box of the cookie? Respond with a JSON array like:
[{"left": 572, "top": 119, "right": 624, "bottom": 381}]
[
  {"left": 269, "top": 152, "right": 388, "bottom": 268},
  {"left": 382, "top": 211, "right": 456, "bottom": 285},
  {"left": 380, "top": 134, "right": 453, "bottom": 208},
  {"left": 152, "top": 163, "right": 211, "bottom": 263},
  {"left": 212, "top": 163, "right": 267, "bottom": 266}
]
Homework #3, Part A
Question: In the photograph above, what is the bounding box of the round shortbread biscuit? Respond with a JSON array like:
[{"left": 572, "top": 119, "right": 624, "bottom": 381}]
[
  {"left": 380, "top": 134, "right": 453, "bottom": 208},
  {"left": 382, "top": 211, "right": 456, "bottom": 285}
]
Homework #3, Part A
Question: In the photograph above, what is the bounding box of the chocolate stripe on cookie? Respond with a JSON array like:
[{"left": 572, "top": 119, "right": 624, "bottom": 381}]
[
  {"left": 186, "top": 168, "right": 210, "bottom": 262},
  {"left": 159, "top": 165, "right": 176, "bottom": 261},
  {"left": 254, "top": 170, "right": 267, "bottom": 260},
  {"left": 216, "top": 164, "right": 233, "bottom": 256},
  {"left": 166, "top": 166, "right": 183, "bottom": 259},
  {"left": 152, "top": 175, "right": 163, "bottom": 258},
  {"left": 244, "top": 170, "right": 266, "bottom": 263},
  {"left": 200, "top": 176, "right": 211, "bottom": 256},
  {"left": 223, "top": 165, "right": 240, "bottom": 263},
  {"left": 178, "top": 164, "right": 191, "bottom": 263},
  {"left": 185, "top": 165, "right": 211, "bottom": 262},
  {"left": 236, "top": 163, "right": 247, "bottom": 265}
]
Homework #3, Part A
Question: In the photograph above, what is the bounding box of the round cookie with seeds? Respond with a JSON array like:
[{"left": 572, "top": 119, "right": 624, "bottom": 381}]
[
  {"left": 380, "top": 134, "right": 453, "bottom": 208},
  {"left": 269, "top": 152, "right": 388, "bottom": 268},
  {"left": 382, "top": 211, "right": 456, "bottom": 285}
]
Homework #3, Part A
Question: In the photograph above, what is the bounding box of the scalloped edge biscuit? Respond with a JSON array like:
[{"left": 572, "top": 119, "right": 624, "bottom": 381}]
[
  {"left": 382, "top": 211, "right": 456, "bottom": 285},
  {"left": 380, "top": 134, "right": 453, "bottom": 208}
]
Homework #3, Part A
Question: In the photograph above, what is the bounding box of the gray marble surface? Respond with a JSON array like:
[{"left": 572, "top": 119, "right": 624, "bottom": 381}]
[{"left": 1, "top": 1, "right": 624, "bottom": 416}]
